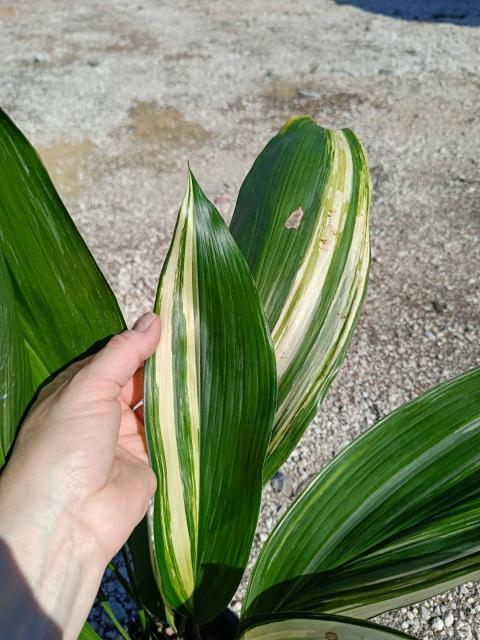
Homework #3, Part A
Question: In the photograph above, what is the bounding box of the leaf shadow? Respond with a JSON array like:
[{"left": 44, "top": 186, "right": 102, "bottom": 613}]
[{"left": 335, "top": 0, "right": 480, "bottom": 25}]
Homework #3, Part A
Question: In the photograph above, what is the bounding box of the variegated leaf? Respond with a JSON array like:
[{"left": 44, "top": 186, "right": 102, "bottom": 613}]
[
  {"left": 244, "top": 367, "right": 480, "bottom": 618},
  {"left": 144, "top": 170, "right": 277, "bottom": 623},
  {"left": 239, "top": 613, "right": 412, "bottom": 639},
  {"left": 230, "top": 116, "right": 371, "bottom": 482}
]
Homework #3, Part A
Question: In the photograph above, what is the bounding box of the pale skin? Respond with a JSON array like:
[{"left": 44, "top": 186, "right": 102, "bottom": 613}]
[{"left": 0, "top": 312, "right": 161, "bottom": 639}]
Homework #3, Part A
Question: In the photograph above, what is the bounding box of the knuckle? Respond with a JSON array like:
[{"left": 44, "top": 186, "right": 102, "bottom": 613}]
[
  {"left": 66, "top": 366, "right": 93, "bottom": 394},
  {"left": 108, "top": 331, "right": 133, "bottom": 350}
]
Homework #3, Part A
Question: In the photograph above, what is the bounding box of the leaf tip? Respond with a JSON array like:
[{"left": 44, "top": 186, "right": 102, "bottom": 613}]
[{"left": 279, "top": 114, "right": 324, "bottom": 136}]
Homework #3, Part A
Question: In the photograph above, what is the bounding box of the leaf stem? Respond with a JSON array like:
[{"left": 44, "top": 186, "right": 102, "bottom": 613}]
[
  {"left": 120, "top": 547, "right": 148, "bottom": 631},
  {"left": 107, "top": 558, "right": 149, "bottom": 634},
  {"left": 98, "top": 587, "right": 132, "bottom": 640}
]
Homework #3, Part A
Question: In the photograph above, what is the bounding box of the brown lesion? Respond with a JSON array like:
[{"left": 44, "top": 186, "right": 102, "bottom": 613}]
[{"left": 285, "top": 207, "right": 304, "bottom": 229}]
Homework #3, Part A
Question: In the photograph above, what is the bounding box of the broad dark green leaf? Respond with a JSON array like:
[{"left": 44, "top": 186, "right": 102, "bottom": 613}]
[
  {"left": 230, "top": 116, "right": 371, "bottom": 482},
  {"left": 244, "top": 367, "right": 480, "bottom": 618},
  {"left": 0, "top": 109, "right": 164, "bottom": 625},
  {"left": 0, "top": 107, "right": 124, "bottom": 393},
  {"left": 239, "top": 613, "right": 413, "bottom": 639},
  {"left": 0, "top": 251, "right": 34, "bottom": 464},
  {"left": 0, "top": 109, "right": 162, "bottom": 623},
  {"left": 144, "top": 170, "right": 277, "bottom": 623}
]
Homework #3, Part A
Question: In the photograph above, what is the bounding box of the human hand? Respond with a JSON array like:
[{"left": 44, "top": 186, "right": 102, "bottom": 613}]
[{"left": 0, "top": 312, "right": 161, "bottom": 639}]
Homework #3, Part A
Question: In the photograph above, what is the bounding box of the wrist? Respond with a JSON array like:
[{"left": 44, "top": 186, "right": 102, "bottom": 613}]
[{"left": 0, "top": 472, "right": 105, "bottom": 639}]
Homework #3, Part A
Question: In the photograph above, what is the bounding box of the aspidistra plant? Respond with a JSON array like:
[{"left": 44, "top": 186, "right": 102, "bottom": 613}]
[
  {"left": 1, "top": 108, "right": 480, "bottom": 640},
  {"left": 230, "top": 117, "right": 371, "bottom": 483}
]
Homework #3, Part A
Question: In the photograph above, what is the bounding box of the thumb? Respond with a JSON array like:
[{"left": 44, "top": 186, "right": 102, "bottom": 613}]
[{"left": 79, "top": 312, "right": 161, "bottom": 396}]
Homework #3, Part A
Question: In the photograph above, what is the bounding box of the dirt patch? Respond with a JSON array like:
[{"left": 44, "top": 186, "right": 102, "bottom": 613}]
[
  {"left": 128, "top": 101, "right": 209, "bottom": 147},
  {"left": 38, "top": 139, "right": 96, "bottom": 198},
  {"left": 266, "top": 80, "right": 301, "bottom": 101},
  {"left": 0, "top": 4, "right": 17, "bottom": 19},
  {"left": 259, "top": 80, "right": 383, "bottom": 122},
  {"left": 103, "top": 30, "right": 158, "bottom": 54}
]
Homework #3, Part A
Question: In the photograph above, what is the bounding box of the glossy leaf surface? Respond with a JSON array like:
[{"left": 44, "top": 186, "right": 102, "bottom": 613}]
[
  {"left": 239, "top": 612, "right": 412, "bottom": 639},
  {"left": 230, "top": 116, "right": 371, "bottom": 481},
  {"left": 0, "top": 251, "right": 34, "bottom": 465},
  {"left": 0, "top": 109, "right": 164, "bottom": 623},
  {"left": 144, "top": 171, "right": 277, "bottom": 623},
  {"left": 0, "top": 108, "right": 124, "bottom": 462},
  {"left": 244, "top": 367, "right": 480, "bottom": 618}
]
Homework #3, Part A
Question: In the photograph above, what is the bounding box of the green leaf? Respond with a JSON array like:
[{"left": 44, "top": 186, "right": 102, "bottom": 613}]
[
  {"left": 0, "top": 109, "right": 163, "bottom": 626},
  {"left": 78, "top": 623, "right": 103, "bottom": 640},
  {"left": 126, "top": 518, "right": 166, "bottom": 622},
  {"left": 238, "top": 612, "right": 413, "bottom": 639},
  {"left": 98, "top": 587, "right": 132, "bottom": 640},
  {"left": 230, "top": 116, "right": 371, "bottom": 482},
  {"left": 0, "top": 109, "right": 166, "bottom": 627},
  {"left": 144, "top": 170, "right": 277, "bottom": 623},
  {"left": 244, "top": 367, "right": 480, "bottom": 618},
  {"left": 0, "top": 107, "right": 124, "bottom": 393},
  {"left": 0, "top": 251, "right": 34, "bottom": 464}
]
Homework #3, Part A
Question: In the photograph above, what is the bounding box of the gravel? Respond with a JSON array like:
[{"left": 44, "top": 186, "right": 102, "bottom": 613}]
[{"left": 1, "top": 0, "right": 479, "bottom": 637}]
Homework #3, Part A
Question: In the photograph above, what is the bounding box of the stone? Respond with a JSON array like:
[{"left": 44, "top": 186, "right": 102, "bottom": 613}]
[
  {"left": 432, "top": 299, "right": 447, "bottom": 313},
  {"left": 421, "top": 606, "right": 431, "bottom": 621},
  {"left": 444, "top": 612, "right": 454, "bottom": 627},
  {"left": 430, "top": 617, "right": 444, "bottom": 631}
]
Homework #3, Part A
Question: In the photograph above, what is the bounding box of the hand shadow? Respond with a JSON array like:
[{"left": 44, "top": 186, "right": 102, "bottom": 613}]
[{"left": 0, "top": 538, "right": 61, "bottom": 639}]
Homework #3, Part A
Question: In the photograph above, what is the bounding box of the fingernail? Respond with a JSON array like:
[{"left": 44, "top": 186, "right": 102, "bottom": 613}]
[{"left": 133, "top": 312, "right": 157, "bottom": 333}]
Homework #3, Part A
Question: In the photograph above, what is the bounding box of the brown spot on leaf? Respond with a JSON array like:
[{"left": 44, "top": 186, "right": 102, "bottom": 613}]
[
  {"left": 325, "top": 633, "right": 339, "bottom": 640},
  {"left": 285, "top": 207, "right": 304, "bottom": 229}
]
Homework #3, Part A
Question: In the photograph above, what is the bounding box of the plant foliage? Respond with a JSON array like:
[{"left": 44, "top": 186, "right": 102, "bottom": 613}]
[{"left": 0, "top": 109, "right": 478, "bottom": 640}]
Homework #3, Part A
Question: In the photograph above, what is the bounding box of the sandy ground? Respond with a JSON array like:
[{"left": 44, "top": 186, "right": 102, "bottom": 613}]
[{"left": 1, "top": 0, "right": 480, "bottom": 637}]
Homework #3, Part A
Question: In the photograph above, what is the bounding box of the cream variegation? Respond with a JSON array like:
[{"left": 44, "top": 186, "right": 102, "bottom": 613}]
[
  {"left": 239, "top": 613, "right": 412, "bottom": 640},
  {"left": 243, "top": 367, "right": 480, "bottom": 620},
  {"left": 148, "top": 177, "right": 199, "bottom": 607},
  {"left": 230, "top": 117, "right": 371, "bottom": 481},
  {"left": 270, "top": 130, "right": 370, "bottom": 471},
  {"left": 144, "top": 170, "right": 276, "bottom": 623},
  {"left": 5, "top": 107, "right": 480, "bottom": 639}
]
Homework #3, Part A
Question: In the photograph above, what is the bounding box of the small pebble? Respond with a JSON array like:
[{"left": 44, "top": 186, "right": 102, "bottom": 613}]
[
  {"left": 432, "top": 299, "right": 447, "bottom": 313},
  {"left": 270, "top": 470, "right": 286, "bottom": 493},
  {"left": 421, "top": 606, "right": 431, "bottom": 621},
  {"left": 444, "top": 611, "right": 454, "bottom": 627},
  {"left": 430, "top": 616, "right": 444, "bottom": 631},
  {"left": 110, "top": 601, "right": 126, "bottom": 621}
]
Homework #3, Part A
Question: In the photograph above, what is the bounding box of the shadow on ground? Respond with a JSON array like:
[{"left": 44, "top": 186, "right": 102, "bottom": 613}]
[{"left": 335, "top": 0, "right": 480, "bottom": 25}]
